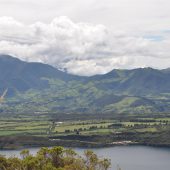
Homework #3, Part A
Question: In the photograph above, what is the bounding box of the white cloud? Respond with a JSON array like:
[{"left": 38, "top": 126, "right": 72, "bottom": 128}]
[
  {"left": 0, "top": 0, "right": 170, "bottom": 31},
  {"left": 0, "top": 16, "right": 170, "bottom": 76}
]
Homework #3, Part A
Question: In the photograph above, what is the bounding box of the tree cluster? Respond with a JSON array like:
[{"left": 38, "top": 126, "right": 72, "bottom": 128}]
[{"left": 0, "top": 147, "right": 111, "bottom": 170}]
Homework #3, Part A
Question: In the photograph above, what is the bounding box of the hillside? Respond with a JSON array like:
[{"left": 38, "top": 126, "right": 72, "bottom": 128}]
[
  {"left": 0, "top": 55, "right": 81, "bottom": 95},
  {"left": 1, "top": 54, "right": 170, "bottom": 114}
]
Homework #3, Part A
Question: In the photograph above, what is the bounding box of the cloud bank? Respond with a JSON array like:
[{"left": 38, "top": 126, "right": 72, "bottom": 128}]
[{"left": 0, "top": 16, "right": 170, "bottom": 76}]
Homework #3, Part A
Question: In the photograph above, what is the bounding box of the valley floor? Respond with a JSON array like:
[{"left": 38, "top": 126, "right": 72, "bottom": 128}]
[{"left": 0, "top": 112, "right": 170, "bottom": 149}]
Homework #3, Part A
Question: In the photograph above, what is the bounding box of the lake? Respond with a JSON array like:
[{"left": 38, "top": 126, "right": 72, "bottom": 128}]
[{"left": 0, "top": 146, "right": 170, "bottom": 170}]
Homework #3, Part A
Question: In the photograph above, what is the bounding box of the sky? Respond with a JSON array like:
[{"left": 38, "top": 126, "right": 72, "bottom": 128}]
[{"left": 0, "top": 0, "right": 170, "bottom": 76}]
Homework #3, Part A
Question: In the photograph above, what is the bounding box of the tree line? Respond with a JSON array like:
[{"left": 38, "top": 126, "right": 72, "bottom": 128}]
[{"left": 0, "top": 146, "right": 111, "bottom": 170}]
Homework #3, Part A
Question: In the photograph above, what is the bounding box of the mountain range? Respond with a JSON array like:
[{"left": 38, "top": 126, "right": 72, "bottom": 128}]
[{"left": 1, "top": 54, "right": 170, "bottom": 114}]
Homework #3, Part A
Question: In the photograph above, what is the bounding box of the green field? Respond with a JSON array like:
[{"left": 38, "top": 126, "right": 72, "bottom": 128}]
[{"left": 0, "top": 115, "right": 169, "bottom": 137}]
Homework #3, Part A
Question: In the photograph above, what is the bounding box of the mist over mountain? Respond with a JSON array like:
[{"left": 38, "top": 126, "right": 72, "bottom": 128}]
[{"left": 1, "top": 54, "right": 170, "bottom": 114}]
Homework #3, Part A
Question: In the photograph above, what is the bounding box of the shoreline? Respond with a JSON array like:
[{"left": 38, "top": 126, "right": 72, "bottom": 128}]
[{"left": 0, "top": 137, "right": 170, "bottom": 150}]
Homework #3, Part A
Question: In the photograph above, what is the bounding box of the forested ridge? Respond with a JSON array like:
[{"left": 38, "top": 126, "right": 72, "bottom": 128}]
[{"left": 1, "top": 55, "right": 170, "bottom": 114}]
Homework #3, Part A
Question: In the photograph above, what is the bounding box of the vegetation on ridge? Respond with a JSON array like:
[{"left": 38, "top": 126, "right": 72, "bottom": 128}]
[{"left": 1, "top": 55, "right": 170, "bottom": 114}]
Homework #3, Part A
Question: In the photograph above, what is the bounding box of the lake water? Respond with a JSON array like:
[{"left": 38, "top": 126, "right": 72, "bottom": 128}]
[{"left": 0, "top": 146, "right": 170, "bottom": 170}]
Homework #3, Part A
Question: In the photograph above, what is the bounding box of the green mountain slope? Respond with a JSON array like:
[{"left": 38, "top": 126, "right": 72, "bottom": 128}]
[
  {"left": 0, "top": 54, "right": 81, "bottom": 95},
  {"left": 1, "top": 55, "right": 170, "bottom": 114}
]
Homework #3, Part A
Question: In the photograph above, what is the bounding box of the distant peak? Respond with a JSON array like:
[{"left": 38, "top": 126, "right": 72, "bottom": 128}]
[{"left": 0, "top": 54, "right": 21, "bottom": 61}]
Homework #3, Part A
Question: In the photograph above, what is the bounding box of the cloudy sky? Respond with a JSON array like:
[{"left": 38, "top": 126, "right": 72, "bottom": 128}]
[{"left": 0, "top": 0, "right": 170, "bottom": 76}]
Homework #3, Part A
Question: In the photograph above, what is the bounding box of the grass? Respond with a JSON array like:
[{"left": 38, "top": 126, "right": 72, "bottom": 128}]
[
  {"left": 0, "top": 130, "right": 25, "bottom": 136},
  {"left": 0, "top": 116, "right": 169, "bottom": 137},
  {"left": 0, "top": 120, "right": 50, "bottom": 136},
  {"left": 135, "top": 127, "right": 157, "bottom": 132}
]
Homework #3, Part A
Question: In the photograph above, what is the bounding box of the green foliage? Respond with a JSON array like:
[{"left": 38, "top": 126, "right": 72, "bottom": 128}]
[
  {"left": 4, "top": 77, "right": 170, "bottom": 114},
  {"left": 0, "top": 147, "right": 111, "bottom": 170}
]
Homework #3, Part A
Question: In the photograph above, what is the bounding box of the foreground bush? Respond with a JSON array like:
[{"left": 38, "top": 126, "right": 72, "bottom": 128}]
[{"left": 0, "top": 146, "right": 111, "bottom": 170}]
